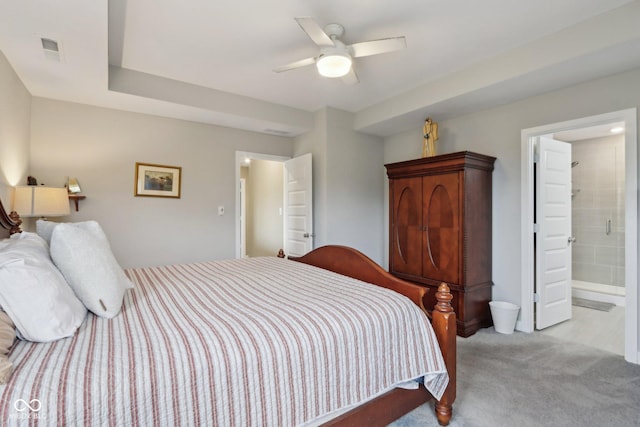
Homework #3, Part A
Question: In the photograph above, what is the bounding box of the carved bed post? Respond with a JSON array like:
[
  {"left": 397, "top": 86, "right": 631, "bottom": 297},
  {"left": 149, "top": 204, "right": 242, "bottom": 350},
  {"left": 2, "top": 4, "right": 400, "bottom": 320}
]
[
  {"left": 0, "top": 195, "right": 22, "bottom": 236},
  {"left": 8, "top": 211, "right": 22, "bottom": 235},
  {"left": 432, "top": 283, "right": 456, "bottom": 426}
]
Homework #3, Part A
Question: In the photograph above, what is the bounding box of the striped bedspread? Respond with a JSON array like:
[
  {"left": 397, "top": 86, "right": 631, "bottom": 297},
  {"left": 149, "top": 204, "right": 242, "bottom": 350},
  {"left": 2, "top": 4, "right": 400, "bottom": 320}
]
[{"left": 1, "top": 257, "right": 448, "bottom": 426}]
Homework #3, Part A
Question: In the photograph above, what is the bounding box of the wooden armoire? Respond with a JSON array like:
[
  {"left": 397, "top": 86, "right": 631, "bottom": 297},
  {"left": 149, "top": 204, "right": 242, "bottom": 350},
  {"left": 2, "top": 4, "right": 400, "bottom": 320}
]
[{"left": 385, "top": 151, "right": 496, "bottom": 337}]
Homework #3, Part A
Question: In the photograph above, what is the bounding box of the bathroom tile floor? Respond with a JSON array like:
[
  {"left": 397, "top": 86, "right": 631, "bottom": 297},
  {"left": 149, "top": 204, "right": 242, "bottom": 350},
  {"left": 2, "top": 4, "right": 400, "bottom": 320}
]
[{"left": 539, "top": 304, "right": 625, "bottom": 356}]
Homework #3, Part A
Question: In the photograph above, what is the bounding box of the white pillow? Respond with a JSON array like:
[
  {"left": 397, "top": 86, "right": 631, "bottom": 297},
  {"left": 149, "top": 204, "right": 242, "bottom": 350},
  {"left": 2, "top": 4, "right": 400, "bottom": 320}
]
[
  {"left": 0, "top": 237, "right": 87, "bottom": 342},
  {"left": 36, "top": 219, "right": 59, "bottom": 246},
  {"left": 9, "top": 231, "right": 50, "bottom": 258},
  {"left": 37, "top": 220, "right": 106, "bottom": 247},
  {"left": 50, "top": 222, "right": 133, "bottom": 319}
]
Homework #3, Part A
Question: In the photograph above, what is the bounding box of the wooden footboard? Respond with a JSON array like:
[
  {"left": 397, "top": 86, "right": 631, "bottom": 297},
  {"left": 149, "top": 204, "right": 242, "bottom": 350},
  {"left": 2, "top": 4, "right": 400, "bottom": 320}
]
[{"left": 289, "top": 245, "right": 456, "bottom": 426}]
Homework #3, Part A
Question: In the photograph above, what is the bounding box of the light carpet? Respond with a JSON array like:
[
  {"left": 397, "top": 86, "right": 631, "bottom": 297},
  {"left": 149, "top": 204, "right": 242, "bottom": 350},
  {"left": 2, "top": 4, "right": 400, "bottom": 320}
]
[{"left": 389, "top": 328, "right": 640, "bottom": 427}]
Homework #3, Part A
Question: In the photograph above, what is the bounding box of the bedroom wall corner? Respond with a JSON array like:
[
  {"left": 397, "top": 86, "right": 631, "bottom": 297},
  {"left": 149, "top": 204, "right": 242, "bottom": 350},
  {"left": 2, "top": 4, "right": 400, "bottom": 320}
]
[
  {"left": 382, "top": 66, "right": 640, "bottom": 339},
  {"left": 0, "top": 51, "right": 31, "bottom": 199},
  {"left": 29, "top": 98, "right": 293, "bottom": 268},
  {"left": 325, "top": 107, "right": 385, "bottom": 265},
  {"left": 294, "top": 108, "right": 385, "bottom": 265},
  {"left": 294, "top": 108, "right": 328, "bottom": 250}
]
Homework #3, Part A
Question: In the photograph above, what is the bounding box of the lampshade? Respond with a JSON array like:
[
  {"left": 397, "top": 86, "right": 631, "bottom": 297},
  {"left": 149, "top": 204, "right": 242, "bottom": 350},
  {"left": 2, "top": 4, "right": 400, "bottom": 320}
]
[
  {"left": 13, "top": 186, "right": 70, "bottom": 217},
  {"left": 316, "top": 52, "right": 352, "bottom": 78}
]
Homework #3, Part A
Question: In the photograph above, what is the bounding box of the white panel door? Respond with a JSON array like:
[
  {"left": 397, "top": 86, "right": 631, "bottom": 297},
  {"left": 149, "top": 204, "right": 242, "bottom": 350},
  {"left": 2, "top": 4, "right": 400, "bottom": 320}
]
[
  {"left": 536, "top": 136, "right": 572, "bottom": 330},
  {"left": 283, "top": 153, "right": 313, "bottom": 257}
]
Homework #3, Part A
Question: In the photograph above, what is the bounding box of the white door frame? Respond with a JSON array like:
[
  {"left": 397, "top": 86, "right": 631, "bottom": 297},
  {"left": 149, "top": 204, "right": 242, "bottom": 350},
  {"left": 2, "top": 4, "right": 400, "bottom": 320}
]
[
  {"left": 239, "top": 178, "right": 247, "bottom": 258},
  {"left": 520, "top": 108, "right": 638, "bottom": 364},
  {"left": 235, "top": 151, "right": 290, "bottom": 259}
]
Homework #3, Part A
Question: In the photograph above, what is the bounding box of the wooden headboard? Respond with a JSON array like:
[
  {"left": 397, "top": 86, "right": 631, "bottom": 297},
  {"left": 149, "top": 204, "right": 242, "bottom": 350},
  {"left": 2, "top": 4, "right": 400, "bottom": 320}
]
[{"left": 0, "top": 196, "right": 22, "bottom": 238}]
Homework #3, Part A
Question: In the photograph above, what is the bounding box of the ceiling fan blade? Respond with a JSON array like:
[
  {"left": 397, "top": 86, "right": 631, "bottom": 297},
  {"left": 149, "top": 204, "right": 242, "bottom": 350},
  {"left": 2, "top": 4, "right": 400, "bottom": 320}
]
[
  {"left": 295, "top": 17, "right": 334, "bottom": 47},
  {"left": 350, "top": 36, "right": 406, "bottom": 58},
  {"left": 342, "top": 67, "right": 359, "bottom": 85},
  {"left": 273, "top": 57, "right": 316, "bottom": 73}
]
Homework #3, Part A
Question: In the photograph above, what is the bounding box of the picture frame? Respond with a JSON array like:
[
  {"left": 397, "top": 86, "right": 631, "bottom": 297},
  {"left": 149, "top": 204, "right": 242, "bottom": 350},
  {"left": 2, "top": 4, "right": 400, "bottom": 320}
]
[{"left": 134, "top": 162, "right": 182, "bottom": 198}]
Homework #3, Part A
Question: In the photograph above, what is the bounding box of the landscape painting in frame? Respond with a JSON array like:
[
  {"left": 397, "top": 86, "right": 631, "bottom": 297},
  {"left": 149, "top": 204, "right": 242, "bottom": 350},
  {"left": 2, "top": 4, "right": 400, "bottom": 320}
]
[{"left": 135, "top": 162, "right": 182, "bottom": 198}]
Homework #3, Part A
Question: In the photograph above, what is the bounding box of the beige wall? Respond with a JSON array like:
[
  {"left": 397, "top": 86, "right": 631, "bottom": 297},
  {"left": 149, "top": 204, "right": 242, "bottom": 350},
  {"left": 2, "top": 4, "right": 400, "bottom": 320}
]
[
  {"left": 0, "top": 53, "right": 387, "bottom": 266},
  {"left": 294, "top": 107, "right": 385, "bottom": 264},
  {"left": 245, "top": 159, "right": 283, "bottom": 257},
  {"left": 325, "top": 108, "right": 385, "bottom": 263},
  {"left": 1, "top": 57, "right": 386, "bottom": 266},
  {"left": 0, "top": 51, "right": 31, "bottom": 204},
  {"left": 29, "top": 98, "right": 293, "bottom": 268}
]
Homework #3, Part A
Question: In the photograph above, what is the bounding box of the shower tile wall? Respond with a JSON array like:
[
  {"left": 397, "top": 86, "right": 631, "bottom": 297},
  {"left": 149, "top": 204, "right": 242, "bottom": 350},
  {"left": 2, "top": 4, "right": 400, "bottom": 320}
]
[{"left": 571, "top": 135, "right": 625, "bottom": 288}]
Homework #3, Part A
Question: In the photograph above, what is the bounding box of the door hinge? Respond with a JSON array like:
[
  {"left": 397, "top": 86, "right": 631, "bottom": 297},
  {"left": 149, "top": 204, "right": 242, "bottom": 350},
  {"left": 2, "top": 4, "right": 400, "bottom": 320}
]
[
  {"left": 533, "top": 293, "right": 540, "bottom": 303},
  {"left": 533, "top": 223, "right": 538, "bottom": 233}
]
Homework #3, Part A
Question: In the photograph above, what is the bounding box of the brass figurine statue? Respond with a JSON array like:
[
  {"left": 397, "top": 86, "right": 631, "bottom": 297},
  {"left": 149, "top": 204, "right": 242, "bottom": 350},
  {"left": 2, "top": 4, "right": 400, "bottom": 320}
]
[{"left": 422, "top": 117, "right": 439, "bottom": 157}]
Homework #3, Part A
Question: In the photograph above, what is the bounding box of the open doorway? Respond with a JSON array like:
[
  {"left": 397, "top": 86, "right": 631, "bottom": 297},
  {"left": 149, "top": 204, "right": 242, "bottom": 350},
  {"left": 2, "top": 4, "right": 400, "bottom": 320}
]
[
  {"left": 560, "top": 126, "right": 627, "bottom": 308},
  {"left": 236, "top": 152, "right": 288, "bottom": 258},
  {"left": 520, "top": 109, "right": 638, "bottom": 364},
  {"left": 538, "top": 127, "right": 626, "bottom": 356},
  {"left": 235, "top": 151, "right": 314, "bottom": 259}
]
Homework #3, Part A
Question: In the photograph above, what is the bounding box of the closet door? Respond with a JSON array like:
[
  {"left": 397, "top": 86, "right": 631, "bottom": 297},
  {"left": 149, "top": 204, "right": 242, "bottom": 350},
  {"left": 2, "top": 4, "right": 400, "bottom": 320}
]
[
  {"left": 422, "top": 173, "right": 461, "bottom": 284},
  {"left": 390, "top": 177, "right": 423, "bottom": 277}
]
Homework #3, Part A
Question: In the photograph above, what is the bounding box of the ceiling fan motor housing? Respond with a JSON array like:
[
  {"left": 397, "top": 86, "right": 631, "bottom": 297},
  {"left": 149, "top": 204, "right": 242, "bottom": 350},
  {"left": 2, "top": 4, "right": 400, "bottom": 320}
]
[{"left": 323, "top": 23, "right": 345, "bottom": 39}]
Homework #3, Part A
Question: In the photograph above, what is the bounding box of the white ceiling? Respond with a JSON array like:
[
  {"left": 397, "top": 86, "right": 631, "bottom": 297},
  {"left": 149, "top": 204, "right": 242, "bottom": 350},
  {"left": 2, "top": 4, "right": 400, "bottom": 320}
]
[
  {"left": 554, "top": 122, "right": 626, "bottom": 142},
  {"left": 1, "top": 0, "right": 640, "bottom": 138}
]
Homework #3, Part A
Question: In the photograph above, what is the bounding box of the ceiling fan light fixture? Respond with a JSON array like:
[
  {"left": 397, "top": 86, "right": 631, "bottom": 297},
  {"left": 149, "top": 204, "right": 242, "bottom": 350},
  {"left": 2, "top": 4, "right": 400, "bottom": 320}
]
[{"left": 316, "top": 52, "right": 352, "bottom": 78}]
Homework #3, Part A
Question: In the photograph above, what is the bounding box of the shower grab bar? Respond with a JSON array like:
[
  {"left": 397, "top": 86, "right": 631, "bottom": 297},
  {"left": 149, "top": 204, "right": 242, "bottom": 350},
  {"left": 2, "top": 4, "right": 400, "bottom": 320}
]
[{"left": 606, "top": 218, "right": 612, "bottom": 235}]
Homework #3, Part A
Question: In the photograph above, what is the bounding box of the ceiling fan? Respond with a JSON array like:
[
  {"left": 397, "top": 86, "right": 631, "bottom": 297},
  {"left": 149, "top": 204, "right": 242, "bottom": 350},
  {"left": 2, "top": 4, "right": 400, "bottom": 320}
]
[{"left": 273, "top": 17, "right": 407, "bottom": 84}]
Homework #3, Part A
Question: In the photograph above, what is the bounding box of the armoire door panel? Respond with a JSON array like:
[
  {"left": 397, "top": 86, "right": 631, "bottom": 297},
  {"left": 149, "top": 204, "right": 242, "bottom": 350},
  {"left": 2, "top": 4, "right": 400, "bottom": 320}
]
[
  {"left": 423, "top": 174, "right": 460, "bottom": 283},
  {"left": 386, "top": 152, "right": 495, "bottom": 337},
  {"left": 391, "top": 178, "right": 422, "bottom": 276}
]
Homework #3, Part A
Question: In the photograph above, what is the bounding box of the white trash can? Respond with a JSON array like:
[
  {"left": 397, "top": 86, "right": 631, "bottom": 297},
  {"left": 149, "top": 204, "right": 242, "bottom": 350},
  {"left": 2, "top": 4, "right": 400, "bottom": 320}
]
[{"left": 489, "top": 301, "right": 520, "bottom": 334}]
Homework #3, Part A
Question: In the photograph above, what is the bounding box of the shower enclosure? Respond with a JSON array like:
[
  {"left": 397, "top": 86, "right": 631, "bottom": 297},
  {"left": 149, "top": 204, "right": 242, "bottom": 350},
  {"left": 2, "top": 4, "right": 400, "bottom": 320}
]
[{"left": 571, "top": 135, "right": 626, "bottom": 303}]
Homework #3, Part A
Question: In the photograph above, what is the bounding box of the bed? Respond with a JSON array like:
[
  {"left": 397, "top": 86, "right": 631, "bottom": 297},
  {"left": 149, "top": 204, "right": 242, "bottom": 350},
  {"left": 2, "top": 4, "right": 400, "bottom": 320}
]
[{"left": 0, "top": 199, "right": 456, "bottom": 426}]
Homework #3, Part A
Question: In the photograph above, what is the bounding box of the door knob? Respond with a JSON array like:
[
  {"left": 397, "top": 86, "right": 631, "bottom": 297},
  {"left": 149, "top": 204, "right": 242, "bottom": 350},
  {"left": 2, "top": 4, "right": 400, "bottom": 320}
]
[
  {"left": 568, "top": 236, "right": 576, "bottom": 245},
  {"left": 303, "top": 232, "right": 315, "bottom": 238}
]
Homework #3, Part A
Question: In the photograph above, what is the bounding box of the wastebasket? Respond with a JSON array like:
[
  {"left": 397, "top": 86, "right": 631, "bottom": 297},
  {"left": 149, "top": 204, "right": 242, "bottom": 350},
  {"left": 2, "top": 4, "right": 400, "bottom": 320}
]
[{"left": 489, "top": 301, "right": 520, "bottom": 334}]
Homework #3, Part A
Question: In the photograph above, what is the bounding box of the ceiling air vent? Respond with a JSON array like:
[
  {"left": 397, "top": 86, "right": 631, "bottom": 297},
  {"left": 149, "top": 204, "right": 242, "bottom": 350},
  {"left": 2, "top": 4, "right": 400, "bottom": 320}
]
[{"left": 41, "top": 37, "right": 62, "bottom": 61}]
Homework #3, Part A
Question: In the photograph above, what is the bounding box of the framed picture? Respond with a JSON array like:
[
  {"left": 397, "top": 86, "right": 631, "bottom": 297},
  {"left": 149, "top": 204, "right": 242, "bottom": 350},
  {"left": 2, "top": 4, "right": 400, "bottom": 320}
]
[{"left": 134, "top": 162, "right": 182, "bottom": 198}]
